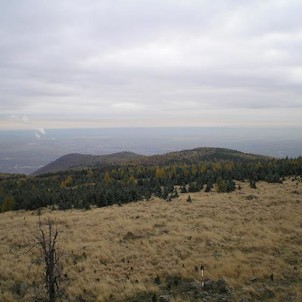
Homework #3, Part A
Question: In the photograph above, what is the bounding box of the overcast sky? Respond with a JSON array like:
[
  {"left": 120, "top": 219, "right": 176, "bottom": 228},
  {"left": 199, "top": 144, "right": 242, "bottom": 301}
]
[{"left": 0, "top": 0, "right": 302, "bottom": 129}]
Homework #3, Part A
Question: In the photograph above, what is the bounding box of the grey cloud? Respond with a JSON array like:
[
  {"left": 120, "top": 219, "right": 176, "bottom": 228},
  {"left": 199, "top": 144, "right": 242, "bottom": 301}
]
[{"left": 0, "top": 0, "right": 302, "bottom": 127}]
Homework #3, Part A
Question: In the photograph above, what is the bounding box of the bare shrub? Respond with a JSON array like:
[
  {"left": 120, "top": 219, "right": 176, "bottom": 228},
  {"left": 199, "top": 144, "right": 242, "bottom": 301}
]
[{"left": 30, "top": 217, "right": 64, "bottom": 302}]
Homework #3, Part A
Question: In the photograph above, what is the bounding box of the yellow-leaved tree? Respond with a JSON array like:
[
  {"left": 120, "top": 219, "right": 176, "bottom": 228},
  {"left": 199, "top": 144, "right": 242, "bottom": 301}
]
[
  {"left": 103, "top": 171, "right": 111, "bottom": 184},
  {"left": 1, "top": 196, "right": 15, "bottom": 212}
]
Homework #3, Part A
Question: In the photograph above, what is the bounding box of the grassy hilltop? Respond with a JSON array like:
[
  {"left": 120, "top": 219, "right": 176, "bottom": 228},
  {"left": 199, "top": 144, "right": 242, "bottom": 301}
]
[{"left": 0, "top": 179, "right": 301, "bottom": 302}]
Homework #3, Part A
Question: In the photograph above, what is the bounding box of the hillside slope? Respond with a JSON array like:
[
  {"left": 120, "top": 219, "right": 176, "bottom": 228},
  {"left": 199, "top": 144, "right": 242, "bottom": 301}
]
[
  {"left": 32, "top": 151, "right": 145, "bottom": 175},
  {"left": 143, "top": 147, "right": 270, "bottom": 165},
  {"left": 0, "top": 179, "right": 301, "bottom": 301},
  {"left": 33, "top": 147, "right": 271, "bottom": 175}
]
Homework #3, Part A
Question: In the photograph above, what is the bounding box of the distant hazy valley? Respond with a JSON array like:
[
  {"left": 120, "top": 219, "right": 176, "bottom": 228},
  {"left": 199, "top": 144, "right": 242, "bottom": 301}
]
[{"left": 1, "top": 127, "right": 302, "bottom": 174}]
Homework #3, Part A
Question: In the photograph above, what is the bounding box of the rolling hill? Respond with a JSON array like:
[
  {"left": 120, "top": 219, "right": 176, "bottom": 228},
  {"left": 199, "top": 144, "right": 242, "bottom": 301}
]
[
  {"left": 32, "top": 147, "right": 271, "bottom": 175},
  {"left": 32, "top": 151, "right": 146, "bottom": 175}
]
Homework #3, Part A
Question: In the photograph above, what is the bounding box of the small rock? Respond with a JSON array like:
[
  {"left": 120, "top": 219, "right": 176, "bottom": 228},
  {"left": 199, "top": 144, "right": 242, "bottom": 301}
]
[
  {"left": 246, "top": 195, "right": 257, "bottom": 200},
  {"left": 123, "top": 231, "right": 139, "bottom": 241},
  {"left": 159, "top": 295, "right": 170, "bottom": 302}
]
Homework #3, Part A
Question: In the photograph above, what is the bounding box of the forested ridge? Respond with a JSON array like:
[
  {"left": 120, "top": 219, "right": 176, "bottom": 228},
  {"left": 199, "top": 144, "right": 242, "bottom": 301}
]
[
  {"left": 32, "top": 147, "right": 270, "bottom": 175},
  {"left": 32, "top": 151, "right": 146, "bottom": 175},
  {"left": 0, "top": 147, "right": 302, "bottom": 212}
]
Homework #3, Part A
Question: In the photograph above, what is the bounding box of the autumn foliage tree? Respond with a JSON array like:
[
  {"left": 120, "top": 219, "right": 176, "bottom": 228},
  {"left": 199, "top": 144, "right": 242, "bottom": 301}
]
[{"left": 1, "top": 196, "right": 15, "bottom": 212}]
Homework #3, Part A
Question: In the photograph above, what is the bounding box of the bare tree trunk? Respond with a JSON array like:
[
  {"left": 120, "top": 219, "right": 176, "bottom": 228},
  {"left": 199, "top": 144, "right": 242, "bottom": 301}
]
[{"left": 34, "top": 218, "right": 62, "bottom": 302}]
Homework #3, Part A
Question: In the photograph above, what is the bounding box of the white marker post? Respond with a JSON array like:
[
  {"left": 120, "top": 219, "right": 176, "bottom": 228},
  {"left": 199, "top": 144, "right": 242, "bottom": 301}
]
[{"left": 201, "top": 265, "right": 204, "bottom": 288}]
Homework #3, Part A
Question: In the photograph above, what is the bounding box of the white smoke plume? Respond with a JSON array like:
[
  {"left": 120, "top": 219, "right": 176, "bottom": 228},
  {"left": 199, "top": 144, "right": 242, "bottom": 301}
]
[{"left": 35, "top": 128, "right": 46, "bottom": 139}]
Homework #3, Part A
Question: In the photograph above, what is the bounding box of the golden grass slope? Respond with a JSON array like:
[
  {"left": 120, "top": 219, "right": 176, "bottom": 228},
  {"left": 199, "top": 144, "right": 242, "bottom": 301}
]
[{"left": 0, "top": 179, "right": 301, "bottom": 301}]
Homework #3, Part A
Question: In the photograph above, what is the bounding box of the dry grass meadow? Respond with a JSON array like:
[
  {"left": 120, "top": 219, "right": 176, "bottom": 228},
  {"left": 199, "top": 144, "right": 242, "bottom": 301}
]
[{"left": 0, "top": 178, "right": 301, "bottom": 301}]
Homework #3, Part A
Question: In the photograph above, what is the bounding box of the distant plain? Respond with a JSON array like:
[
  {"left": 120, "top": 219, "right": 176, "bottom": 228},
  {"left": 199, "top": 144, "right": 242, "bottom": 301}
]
[{"left": 1, "top": 127, "right": 302, "bottom": 174}]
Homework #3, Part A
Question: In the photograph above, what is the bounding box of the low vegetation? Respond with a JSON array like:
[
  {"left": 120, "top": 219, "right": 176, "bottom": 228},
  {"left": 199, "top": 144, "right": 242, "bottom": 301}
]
[
  {"left": 0, "top": 179, "right": 301, "bottom": 301},
  {"left": 0, "top": 148, "right": 301, "bottom": 212}
]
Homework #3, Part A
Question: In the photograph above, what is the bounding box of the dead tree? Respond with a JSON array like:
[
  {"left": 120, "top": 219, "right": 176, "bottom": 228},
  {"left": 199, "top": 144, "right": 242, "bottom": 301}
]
[{"left": 32, "top": 218, "right": 63, "bottom": 302}]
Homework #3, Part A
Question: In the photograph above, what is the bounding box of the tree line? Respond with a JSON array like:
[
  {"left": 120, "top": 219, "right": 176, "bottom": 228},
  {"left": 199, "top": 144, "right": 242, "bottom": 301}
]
[{"left": 0, "top": 156, "right": 302, "bottom": 212}]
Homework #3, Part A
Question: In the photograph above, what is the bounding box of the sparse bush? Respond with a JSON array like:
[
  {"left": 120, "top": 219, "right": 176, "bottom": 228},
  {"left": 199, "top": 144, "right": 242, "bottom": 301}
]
[
  {"left": 204, "top": 183, "right": 212, "bottom": 192},
  {"left": 154, "top": 275, "right": 161, "bottom": 285},
  {"left": 250, "top": 179, "right": 257, "bottom": 189},
  {"left": 216, "top": 177, "right": 227, "bottom": 193}
]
